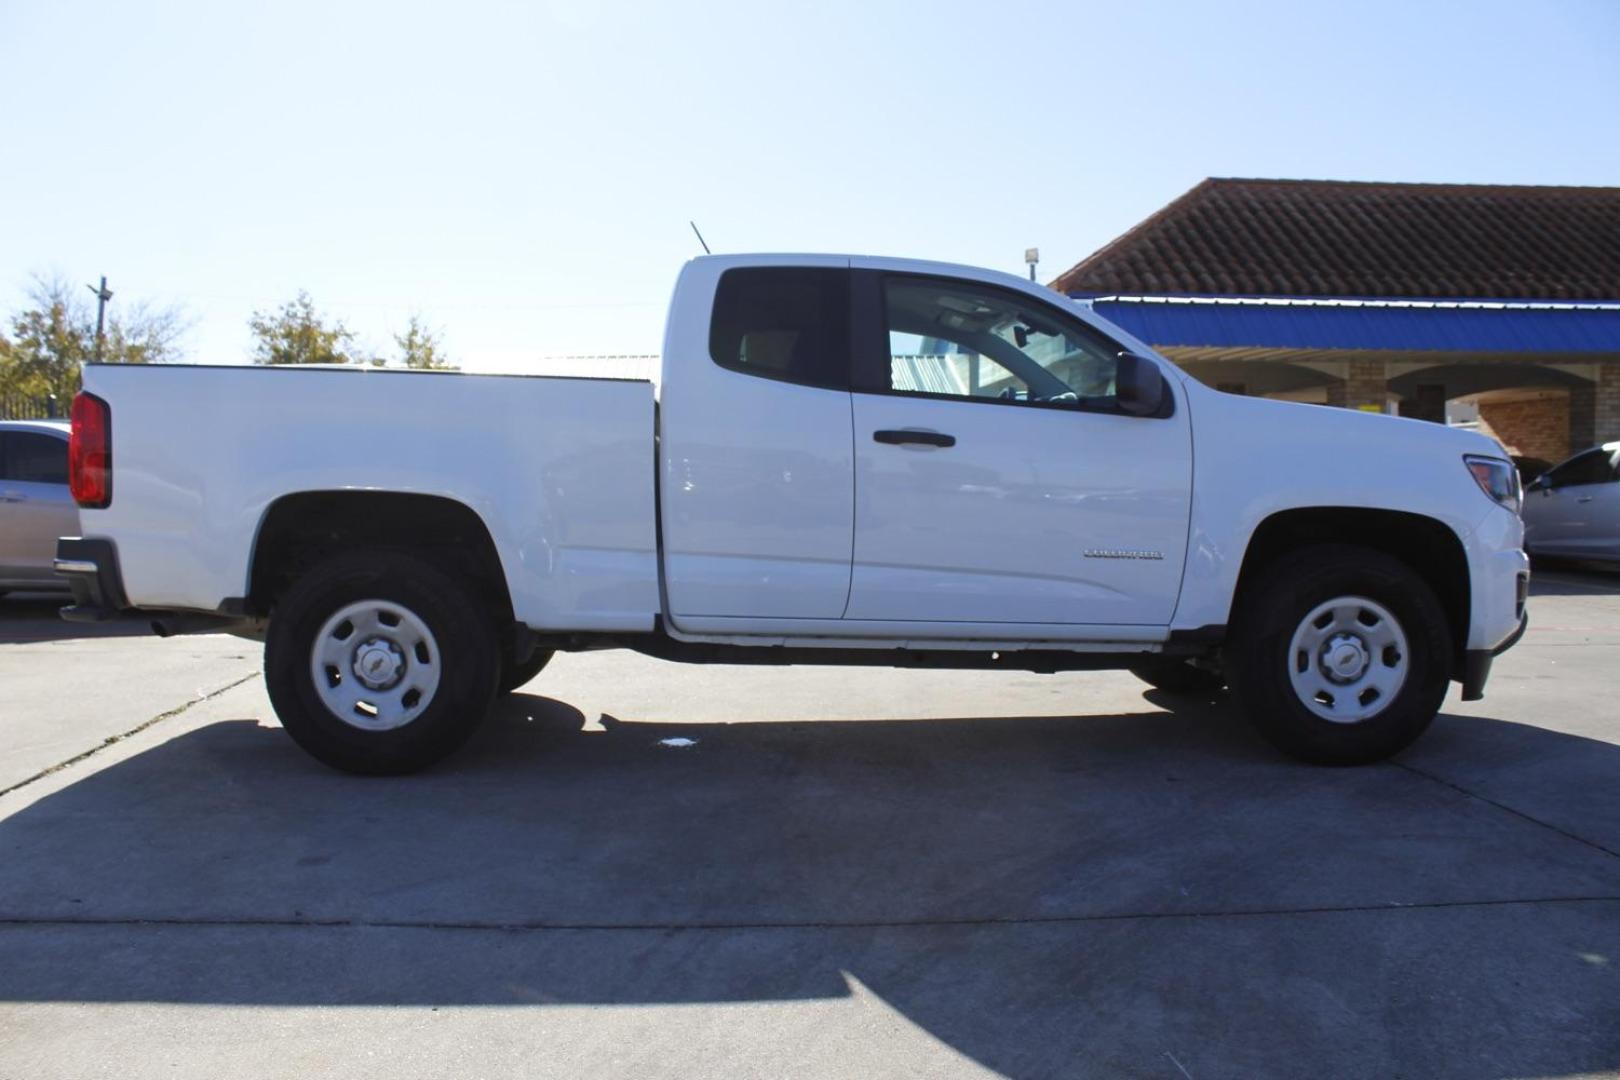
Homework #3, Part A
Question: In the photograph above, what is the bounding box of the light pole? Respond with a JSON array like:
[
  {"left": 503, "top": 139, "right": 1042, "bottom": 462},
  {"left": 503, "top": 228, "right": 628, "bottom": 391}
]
[
  {"left": 1024, "top": 247, "right": 1039, "bottom": 282},
  {"left": 86, "top": 275, "right": 113, "bottom": 361}
]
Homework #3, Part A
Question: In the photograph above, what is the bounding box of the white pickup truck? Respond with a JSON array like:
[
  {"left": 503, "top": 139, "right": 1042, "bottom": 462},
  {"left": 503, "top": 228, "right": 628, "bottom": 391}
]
[{"left": 56, "top": 254, "right": 1529, "bottom": 773}]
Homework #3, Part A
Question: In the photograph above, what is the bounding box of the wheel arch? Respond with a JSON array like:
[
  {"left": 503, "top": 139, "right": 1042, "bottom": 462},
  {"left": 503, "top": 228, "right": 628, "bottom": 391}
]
[
  {"left": 246, "top": 490, "right": 515, "bottom": 626},
  {"left": 1232, "top": 507, "right": 1471, "bottom": 673}
]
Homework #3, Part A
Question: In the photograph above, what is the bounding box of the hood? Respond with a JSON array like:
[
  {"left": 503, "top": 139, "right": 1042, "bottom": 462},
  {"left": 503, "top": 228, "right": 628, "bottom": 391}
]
[{"left": 1182, "top": 379, "right": 1507, "bottom": 461}]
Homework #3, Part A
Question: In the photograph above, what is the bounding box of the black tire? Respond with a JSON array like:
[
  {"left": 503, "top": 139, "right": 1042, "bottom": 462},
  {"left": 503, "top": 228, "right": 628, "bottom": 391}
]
[
  {"left": 1129, "top": 657, "right": 1225, "bottom": 694},
  {"left": 1226, "top": 544, "right": 1451, "bottom": 765},
  {"left": 499, "top": 645, "right": 555, "bottom": 695},
  {"left": 265, "top": 550, "right": 499, "bottom": 775}
]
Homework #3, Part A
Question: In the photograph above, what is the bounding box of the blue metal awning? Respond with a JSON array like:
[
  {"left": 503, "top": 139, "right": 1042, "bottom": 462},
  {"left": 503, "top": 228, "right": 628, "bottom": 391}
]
[{"left": 1082, "top": 295, "right": 1620, "bottom": 353}]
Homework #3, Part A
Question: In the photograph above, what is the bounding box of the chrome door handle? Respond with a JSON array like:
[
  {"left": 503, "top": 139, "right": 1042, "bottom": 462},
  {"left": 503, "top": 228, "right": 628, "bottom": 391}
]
[
  {"left": 1576, "top": 495, "right": 1594, "bottom": 503},
  {"left": 0, "top": 491, "right": 24, "bottom": 503}
]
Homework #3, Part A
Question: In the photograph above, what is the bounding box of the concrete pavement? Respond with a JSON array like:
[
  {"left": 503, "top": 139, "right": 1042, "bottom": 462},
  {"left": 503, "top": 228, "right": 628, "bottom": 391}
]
[
  {"left": 1, "top": 571, "right": 1618, "bottom": 1078},
  {"left": 0, "top": 594, "right": 258, "bottom": 793}
]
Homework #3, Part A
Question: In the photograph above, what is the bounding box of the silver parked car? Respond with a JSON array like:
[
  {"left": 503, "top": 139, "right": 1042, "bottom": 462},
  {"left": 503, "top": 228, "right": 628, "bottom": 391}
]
[
  {"left": 0, "top": 420, "right": 79, "bottom": 596},
  {"left": 1522, "top": 441, "right": 1620, "bottom": 565}
]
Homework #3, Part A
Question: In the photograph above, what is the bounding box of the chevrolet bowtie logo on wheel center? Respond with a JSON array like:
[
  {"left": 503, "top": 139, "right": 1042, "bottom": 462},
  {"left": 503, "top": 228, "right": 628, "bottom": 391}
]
[{"left": 353, "top": 639, "right": 405, "bottom": 690}]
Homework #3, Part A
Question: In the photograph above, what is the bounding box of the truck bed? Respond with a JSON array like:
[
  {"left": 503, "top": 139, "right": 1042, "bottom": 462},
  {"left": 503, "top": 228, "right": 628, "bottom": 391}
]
[{"left": 78, "top": 364, "right": 660, "bottom": 631}]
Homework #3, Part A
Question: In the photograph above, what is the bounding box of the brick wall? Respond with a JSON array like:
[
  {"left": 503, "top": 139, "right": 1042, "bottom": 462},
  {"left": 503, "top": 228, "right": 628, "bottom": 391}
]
[{"left": 1478, "top": 394, "right": 1570, "bottom": 462}]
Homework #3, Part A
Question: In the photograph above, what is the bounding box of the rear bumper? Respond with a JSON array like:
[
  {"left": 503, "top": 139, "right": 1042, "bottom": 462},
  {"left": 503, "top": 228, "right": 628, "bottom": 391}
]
[
  {"left": 54, "top": 537, "right": 246, "bottom": 636},
  {"left": 54, "top": 537, "right": 130, "bottom": 621}
]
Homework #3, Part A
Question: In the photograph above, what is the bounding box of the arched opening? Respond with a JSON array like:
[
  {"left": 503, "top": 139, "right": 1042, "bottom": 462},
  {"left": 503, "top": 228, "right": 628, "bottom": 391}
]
[
  {"left": 1459, "top": 388, "right": 1570, "bottom": 468},
  {"left": 1387, "top": 363, "right": 1595, "bottom": 463},
  {"left": 1175, "top": 359, "right": 1342, "bottom": 403}
]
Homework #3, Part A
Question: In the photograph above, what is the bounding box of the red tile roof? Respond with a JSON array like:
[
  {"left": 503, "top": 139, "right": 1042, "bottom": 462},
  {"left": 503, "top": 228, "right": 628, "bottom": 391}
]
[{"left": 1051, "top": 178, "right": 1620, "bottom": 301}]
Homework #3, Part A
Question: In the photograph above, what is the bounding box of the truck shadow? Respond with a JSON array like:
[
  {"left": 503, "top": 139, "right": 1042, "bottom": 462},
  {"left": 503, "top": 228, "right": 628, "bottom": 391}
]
[
  {"left": 0, "top": 592, "right": 152, "bottom": 643},
  {"left": 0, "top": 695, "right": 1617, "bottom": 1077}
]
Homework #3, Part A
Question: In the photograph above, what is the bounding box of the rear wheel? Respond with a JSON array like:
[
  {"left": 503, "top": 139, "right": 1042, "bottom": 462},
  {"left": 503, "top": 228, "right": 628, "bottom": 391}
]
[
  {"left": 1128, "top": 657, "right": 1224, "bottom": 694},
  {"left": 265, "top": 551, "right": 499, "bottom": 775},
  {"left": 1227, "top": 544, "right": 1451, "bottom": 765}
]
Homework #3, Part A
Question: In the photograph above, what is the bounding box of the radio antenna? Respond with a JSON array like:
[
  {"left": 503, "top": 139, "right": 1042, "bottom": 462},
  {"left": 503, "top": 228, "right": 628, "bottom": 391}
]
[{"left": 689, "top": 220, "right": 712, "bottom": 255}]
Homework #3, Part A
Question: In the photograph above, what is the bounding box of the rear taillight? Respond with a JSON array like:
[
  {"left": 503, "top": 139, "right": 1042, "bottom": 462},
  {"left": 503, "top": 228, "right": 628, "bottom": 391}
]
[{"left": 69, "top": 392, "right": 112, "bottom": 508}]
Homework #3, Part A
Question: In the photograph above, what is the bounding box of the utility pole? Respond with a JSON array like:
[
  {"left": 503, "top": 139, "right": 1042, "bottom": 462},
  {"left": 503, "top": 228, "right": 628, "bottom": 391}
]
[
  {"left": 86, "top": 276, "right": 113, "bottom": 361},
  {"left": 1025, "top": 248, "right": 1039, "bottom": 282}
]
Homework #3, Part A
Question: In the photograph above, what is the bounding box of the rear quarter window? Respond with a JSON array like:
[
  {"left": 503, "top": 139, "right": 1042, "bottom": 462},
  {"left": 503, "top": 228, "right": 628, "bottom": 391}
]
[{"left": 708, "top": 268, "right": 850, "bottom": 390}]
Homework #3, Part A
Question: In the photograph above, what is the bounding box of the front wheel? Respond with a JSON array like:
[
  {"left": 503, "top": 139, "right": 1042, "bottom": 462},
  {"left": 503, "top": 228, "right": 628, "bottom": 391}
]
[
  {"left": 265, "top": 551, "right": 499, "bottom": 775},
  {"left": 1226, "top": 545, "right": 1451, "bottom": 765}
]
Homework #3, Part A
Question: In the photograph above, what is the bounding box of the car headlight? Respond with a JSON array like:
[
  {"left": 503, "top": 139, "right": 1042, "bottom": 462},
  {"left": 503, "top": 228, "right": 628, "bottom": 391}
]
[{"left": 1465, "top": 454, "right": 1520, "bottom": 515}]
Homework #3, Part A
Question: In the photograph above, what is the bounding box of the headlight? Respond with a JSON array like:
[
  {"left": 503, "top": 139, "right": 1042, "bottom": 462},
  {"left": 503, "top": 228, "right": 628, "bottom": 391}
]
[{"left": 1465, "top": 455, "right": 1520, "bottom": 515}]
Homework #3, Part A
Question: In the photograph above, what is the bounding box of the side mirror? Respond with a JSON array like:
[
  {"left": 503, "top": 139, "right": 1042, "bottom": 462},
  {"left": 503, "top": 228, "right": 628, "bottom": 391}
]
[
  {"left": 1117, "top": 352, "right": 1166, "bottom": 417},
  {"left": 1527, "top": 475, "right": 1550, "bottom": 493}
]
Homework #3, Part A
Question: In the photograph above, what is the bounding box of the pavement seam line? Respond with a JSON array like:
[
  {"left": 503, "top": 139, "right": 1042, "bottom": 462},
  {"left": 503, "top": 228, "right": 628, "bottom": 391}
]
[
  {"left": 0, "top": 671, "right": 262, "bottom": 800},
  {"left": 1, "top": 894, "right": 1616, "bottom": 935},
  {"left": 1392, "top": 759, "right": 1620, "bottom": 861}
]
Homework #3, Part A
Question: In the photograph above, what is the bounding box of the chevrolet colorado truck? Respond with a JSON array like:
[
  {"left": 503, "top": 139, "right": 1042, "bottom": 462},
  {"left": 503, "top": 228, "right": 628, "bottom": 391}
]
[{"left": 55, "top": 254, "right": 1530, "bottom": 773}]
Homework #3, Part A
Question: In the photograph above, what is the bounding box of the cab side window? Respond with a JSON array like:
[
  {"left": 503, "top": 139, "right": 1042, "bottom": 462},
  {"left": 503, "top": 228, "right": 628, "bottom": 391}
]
[
  {"left": 877, "top": 276, "right": 1124, "bottom": 412},
  {"left": 709, "top": 268, "right": 850, "bottom": 390},
  {"left": 0, "top": 432, "right": 69, "bottom": 485}
]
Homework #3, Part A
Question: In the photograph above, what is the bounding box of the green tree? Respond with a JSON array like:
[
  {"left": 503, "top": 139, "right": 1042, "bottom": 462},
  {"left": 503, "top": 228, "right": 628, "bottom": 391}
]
[
  {"left": 247, "top": 291, "right": 355, "bottom": 365},
  {"left": 395, "top": 314, "right": 453, "bottom": 370},
  {"left": 1, "top": 275, "right": 185, "bottom": 403}
]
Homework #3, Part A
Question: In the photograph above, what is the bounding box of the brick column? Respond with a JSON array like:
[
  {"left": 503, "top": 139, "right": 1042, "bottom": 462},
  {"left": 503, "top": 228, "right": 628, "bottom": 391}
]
[
  {"left": 1569, "top": 382, "right": 1596, "bottom": 451},
  {"left": 1597, "top": 362, "right": 1620, "bottom": 445},
  {"left": 1343, "top": 359, "right": 1388, "bottom": 412}
]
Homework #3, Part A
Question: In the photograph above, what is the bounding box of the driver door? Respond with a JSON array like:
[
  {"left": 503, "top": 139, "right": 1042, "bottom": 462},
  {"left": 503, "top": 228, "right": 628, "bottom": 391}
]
[{"left": 843, "top": 269, "right": 1192, "bottom": 627}]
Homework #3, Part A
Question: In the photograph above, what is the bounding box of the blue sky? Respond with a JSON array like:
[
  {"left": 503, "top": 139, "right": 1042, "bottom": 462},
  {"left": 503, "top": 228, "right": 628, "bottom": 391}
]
[{"left": 3, "top": 0, "right": 1618, "bottom": 372}]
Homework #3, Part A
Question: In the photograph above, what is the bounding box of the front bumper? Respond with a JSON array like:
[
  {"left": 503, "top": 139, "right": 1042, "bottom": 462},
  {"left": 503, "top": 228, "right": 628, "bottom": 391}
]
[{"left": 1460, "top": 610, "right": 1528, "bottom": 702}]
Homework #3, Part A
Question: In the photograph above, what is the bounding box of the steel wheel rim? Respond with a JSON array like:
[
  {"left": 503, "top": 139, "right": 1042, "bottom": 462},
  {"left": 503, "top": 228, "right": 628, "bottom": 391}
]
[
  {"left": 309, "top": 599, "right": 442, "bottom": 731},
  {"left": 1286, "top": 595, "right": 1409, "bottom": 724}
]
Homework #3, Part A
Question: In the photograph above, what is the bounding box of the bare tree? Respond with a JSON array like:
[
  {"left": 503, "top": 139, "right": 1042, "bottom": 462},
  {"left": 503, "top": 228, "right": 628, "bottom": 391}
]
[{"left": 1, "top": 274, "right": 188, "bottom": 403}]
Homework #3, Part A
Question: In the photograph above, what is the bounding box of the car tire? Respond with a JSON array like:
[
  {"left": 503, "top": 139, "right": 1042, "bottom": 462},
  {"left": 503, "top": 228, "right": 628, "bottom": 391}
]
[
  {"left": 1128, "top": 657, "right": 1224, "bottom": 694},
  {"left": 1226, "top": 544, "right": 1451, "bottom": 766},
  {"left": 499, "top": 645, "right": 555, "bottom": 695},
  {"left": 265, "top": 550, "right": 499, "bottom": 775}
]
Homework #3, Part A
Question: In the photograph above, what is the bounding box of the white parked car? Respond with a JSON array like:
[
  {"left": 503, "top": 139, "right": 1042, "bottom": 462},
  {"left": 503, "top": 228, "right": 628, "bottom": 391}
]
[
  {"left": 1522, "top": 442, "right": 1620, "bottom": 564},
  {"left": 53, "top": 254, "right": 1529, "bottom": 773},
  {"left": 0, "top": 419, "right": 77, "bottom": 596}
]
